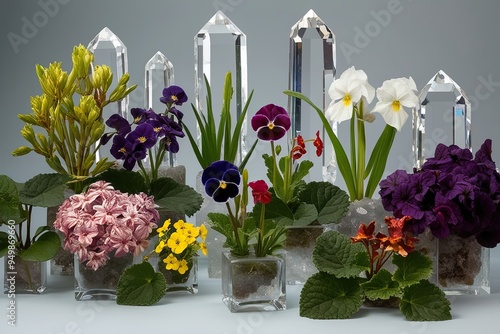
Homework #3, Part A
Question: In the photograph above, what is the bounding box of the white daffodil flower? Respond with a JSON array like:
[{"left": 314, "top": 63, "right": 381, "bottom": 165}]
[
  {"left": 326, "top": 66, "right": 375, "bottom": 123},
  {"left": 371, "top": 76, "right": 419, "bottom": 131}
]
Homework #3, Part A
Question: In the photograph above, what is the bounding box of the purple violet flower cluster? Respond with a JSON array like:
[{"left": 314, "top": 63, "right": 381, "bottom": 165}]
[
  {"left": 379, "top": 139, "right": 500, "bottom": 248},
  {"left": 101, "top": 86, "right": 186, "bottom": 170}
]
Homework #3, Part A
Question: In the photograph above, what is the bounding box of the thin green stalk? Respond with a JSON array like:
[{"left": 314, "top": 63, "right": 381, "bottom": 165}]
[
  {"left": 350, "top": 108, "right": 357, "bottom": 184},
  {"left": 226, "top": 202, "right": 243, "bottom": 253},
  {"left": 256, "top": 204, "right": 266, "bottom": 257},
  {"left": 24, "top": 205, "right": 33, "bottom": 249},
  {"left": 356, "top": 118, "right": 366, "bottom": 200},
  {"left": 271, "top": 141, "right": 278, "bottom": 197}
]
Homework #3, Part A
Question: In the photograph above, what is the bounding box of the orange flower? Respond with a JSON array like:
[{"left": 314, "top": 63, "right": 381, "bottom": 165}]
[{"left": 351, "top": 221, "right": 376, "bottom": 243}]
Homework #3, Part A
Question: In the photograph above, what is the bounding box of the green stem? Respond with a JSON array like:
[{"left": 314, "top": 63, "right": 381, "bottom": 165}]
[
  {"left": 271, "top": 141, "right": 278, "bottom": 196},
  {"left": 226, "top": 202, "right": 242, "bottom": 253},
  {"left": 350, "top": 108, "right": 357, "bottom": 184},
  {"left": 24, "top": 205, "right": 33, "bottom": 249},
  {"left": 356, "top": 118, "right": 366, "bottom": 201}
]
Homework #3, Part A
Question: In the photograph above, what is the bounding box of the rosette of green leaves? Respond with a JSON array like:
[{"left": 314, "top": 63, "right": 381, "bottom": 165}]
[
  {"left": 0, "top": 174, "right": 69, "bottom": 261},
  {"left": 183, "top": 71, "right": 257, "bottom": 170},
  {"left": 299, "top": 230, "right": 451, "bottom": 321},
  {"left": 253, "top": 181, "right": 350, "bottom": 228},
  {"left": 12, "top": 44, "right": 137, "bottom": 193}
]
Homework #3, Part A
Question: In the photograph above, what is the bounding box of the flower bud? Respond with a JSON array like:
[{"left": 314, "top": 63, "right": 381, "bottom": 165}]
[
  {"left": 71, "top": 44, "right": 93, "bottom": 78},
  {"left": 12, "top": 146, "right": 32, "bottom": 156},
  {"left": 92, "top": 65, "right": 113, "bottom": 93}
]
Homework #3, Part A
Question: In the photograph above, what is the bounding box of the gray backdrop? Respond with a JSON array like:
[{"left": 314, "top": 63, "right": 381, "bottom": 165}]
[{"left": 1, "top": 0, "right": 499, "bottom": 237}]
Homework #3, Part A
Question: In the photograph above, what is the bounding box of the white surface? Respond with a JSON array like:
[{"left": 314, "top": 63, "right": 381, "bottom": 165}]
[{"left": 1, "top": 249, "right": 499, "bottom": 334}]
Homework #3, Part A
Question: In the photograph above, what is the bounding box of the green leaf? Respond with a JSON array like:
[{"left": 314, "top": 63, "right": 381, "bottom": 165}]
[
  {"left": 300, "top": 272, "right": 363, "bottom": 319},
  {"left": 18, "top": 173, "right": 69, "bottom": 208},
  {"left": 0, "top": 175, "right": 21, "bottom": 223},
  {"left": 151, "top": 177, "right": 203, "bottom": 217},
  {"left": 299, "top": 181, "right": 350, "bottom": 224},
  {"left": 116, "top": 262, "right": 167, "bottom": 306},
  {"left": 18, "top": 231, "right": 60, "bottom": 261},
  {"left": 284, "top": 90, "right": 356, "bottom": 200},
  {"left": 313, "top": 230, "right": 369, "bottom": 277},
  {"left": 92, "top": 169, "right": 148, "bottom": 194},
  {"left": 207, "top": 212, "right": 234, "bottom": 242},
  {"left": 360, "top": 269, "right": 400, "bottom": 300},
  {"left": 392, "top": 251, "right": 433, "bottom": 288},
  {"left": 290, "top": 159, "right": 314, "bottom": 188},
  {"left": 289, "top": 203, "right": 318, "bottom": 227},
  {"left": 0, "top": 232, "right": 9, "bottom": 258},
  {"left": 400, "top": 280, "right": 452, "bottom": 321}
]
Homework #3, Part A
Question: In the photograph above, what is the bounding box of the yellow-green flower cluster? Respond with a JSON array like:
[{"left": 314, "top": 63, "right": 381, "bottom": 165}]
[{"left": 154, "top": 219, "right": 208, "bottom": 275}]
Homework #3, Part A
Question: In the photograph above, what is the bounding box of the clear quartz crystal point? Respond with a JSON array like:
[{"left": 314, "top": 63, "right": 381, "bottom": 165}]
[
  {"left": 288, "top": 9, "right": 336, "bottom": 182},
  {"left": 194, "top": 11, "right": 248, "bottom": 164},
  {"left": 413, "top": 70, "right": 471, "bottom": 168},
  {"left": 87, "top": 27, "right": 128, "bottom": 162},
  {"left": 145, "top": 51, "right": 176, "bottom": 166}
]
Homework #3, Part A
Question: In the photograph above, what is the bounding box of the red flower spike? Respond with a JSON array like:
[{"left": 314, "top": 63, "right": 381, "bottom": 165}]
[
  {"left": 313, "top": 131, "right": 324, "bottom": 156},
  {"left": 248, "top": 180, "right": 272, "bottom": 204}
]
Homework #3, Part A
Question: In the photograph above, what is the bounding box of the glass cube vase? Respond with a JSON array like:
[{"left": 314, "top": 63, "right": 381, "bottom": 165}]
[
  {"left": 153, "top": 255, "right": 198, "bottom": 295},
  {"left": 221, "top": 251, "right": 286, "bottom": 312},
  {"left": 4, "top": 254, "right": 47, "bottom": 294},
  {"left": 74, "top": 253, "right": 133, "bottom": 301},
  {"left": 417, "top": 232, "right": 490, "bottom": 295}
]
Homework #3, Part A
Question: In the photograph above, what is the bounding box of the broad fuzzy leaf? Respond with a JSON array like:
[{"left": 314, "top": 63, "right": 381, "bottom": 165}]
[
  {"left": 0, "top": 175, "right": 21, "bottom": 223},
  {"left": 298, "top": 181, "right": 350, "bottom": 224},
  {"left": 253, "top": 197, "right": 318, "bottom": 227},
  {"left": 18, "top": 173, "right": 69, "bottom": 207},
  {"left": 93, "top": 169, "right": 148, "bottom": 194},
  {"left": 400, "top": 280, "right": 452, "bottom": 321},
  {"left": 207, "top": 213, "right": 234, "bottom": 244},
  {"left": 116, "top": 262, "right": 167, "bottom": 306},
  {"left": 392, "top": 251, "right": 433, "bottom": 288},
  {"left": 360, "top": 269, "right": 400, "bottom": 300},
  {"left": 300, "top": 272, "right": 363, "bottom": 319},
  {"left": 18, "top": 231, "right": 60, "bottom": 262},
  {"left": 151, "top": 177, "right": 203, "bottom": 217},
  {"left": 313, "top": 230, "right": 369, "bottom": 277}
]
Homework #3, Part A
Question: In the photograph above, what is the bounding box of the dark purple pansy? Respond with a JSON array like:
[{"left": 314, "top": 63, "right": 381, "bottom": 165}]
[
  {"left": 168, "top": 107, "right": 184, "bottom": 121},
  {"left": 131, "top": 108, "right": 151, "bottom": 124},
  {"left": 251, "top": 104, "right": 291, "bottom": 141},
  {"left": 127, "top": 123, "right": 157, "bottom": 149},
  {"left": 106, "top": 114, "right": 131, "bottom": 136},
  {"left": 110, "top": 135, "right": 133, "bottom": 160},
  {"left": 160, "top": 86, "right": 188, "bottom": 106},
  {"left": 202, "top": 161, "right": 240, "bottom": 202}
]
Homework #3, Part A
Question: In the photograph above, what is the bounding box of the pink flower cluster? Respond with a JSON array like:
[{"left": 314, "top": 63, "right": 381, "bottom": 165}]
[{"left": 54, "top": 181, "right": 159, "bottom": 270}]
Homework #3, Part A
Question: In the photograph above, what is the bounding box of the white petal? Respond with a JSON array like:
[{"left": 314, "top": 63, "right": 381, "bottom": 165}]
[
  {"left": 326, "top": 100, "right": 353, "bottom": 123},
  {"left": 379, "top": 106, "right": 408, "bottom": 131},
  {"left": 371, "top": 101, "right": 392, "bottom": 115},
  {"left": 399, "top": 91, "right": 420, "bottom": 108}
]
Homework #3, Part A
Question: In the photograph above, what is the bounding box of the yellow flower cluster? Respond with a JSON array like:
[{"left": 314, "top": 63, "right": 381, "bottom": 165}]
[{"left": 154, "top": 219, "right": 208, "bottom": 275}]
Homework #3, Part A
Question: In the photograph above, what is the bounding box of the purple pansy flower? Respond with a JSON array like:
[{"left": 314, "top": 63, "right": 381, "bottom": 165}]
[
  {"left": 202, "top": 161, "right": 240, "bottom": 202},
  {"left": 127, "top": 123, "right": 157, "bottom": 149},
  {"left": 160, "top": 86, "right": 188, "bottom": 106},
  {"left": 251, "top": 104, "right": 291, "bottom": 141}
]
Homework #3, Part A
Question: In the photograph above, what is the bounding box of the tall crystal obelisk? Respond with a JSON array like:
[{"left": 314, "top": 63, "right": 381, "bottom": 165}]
[
  {"left": 413, "top": 70, "right": 471, "bottom": 168},
  {"left": 145, "top": 51, "right": 175, "bottom": 166},
  {"left": 194, "top": 11, "right": 248, "bottom": 164},
  {"left": 88, "top": 27, "right": 128, "bottom": 161},
  {"left": 288, "top": 9, "right": 336, "bottom": 183}
]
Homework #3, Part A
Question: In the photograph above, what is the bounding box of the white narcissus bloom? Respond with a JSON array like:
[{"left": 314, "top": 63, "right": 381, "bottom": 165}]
[
  {"left": 372, "top": 77, "right": 419, "bottom": 131},
  {"left": 326, "top": 66, "right": 375, "bottom": 123}
]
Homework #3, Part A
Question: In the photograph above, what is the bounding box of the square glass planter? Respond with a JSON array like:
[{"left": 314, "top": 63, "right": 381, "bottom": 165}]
[
  {"left": 4, "top": 254, "right": 47, "bottom": 294},
  {"left": 221, "top": 251, "right": 286, "bottom": 312},
  {"left": 74, "top": 253, "right": 133, "bottom": 301},
  {"left": 152, "top": 255, "right": 198, "bottom": 295},
  {"left": 417, "top": 232, "right": 490, "bottom": 295}
]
